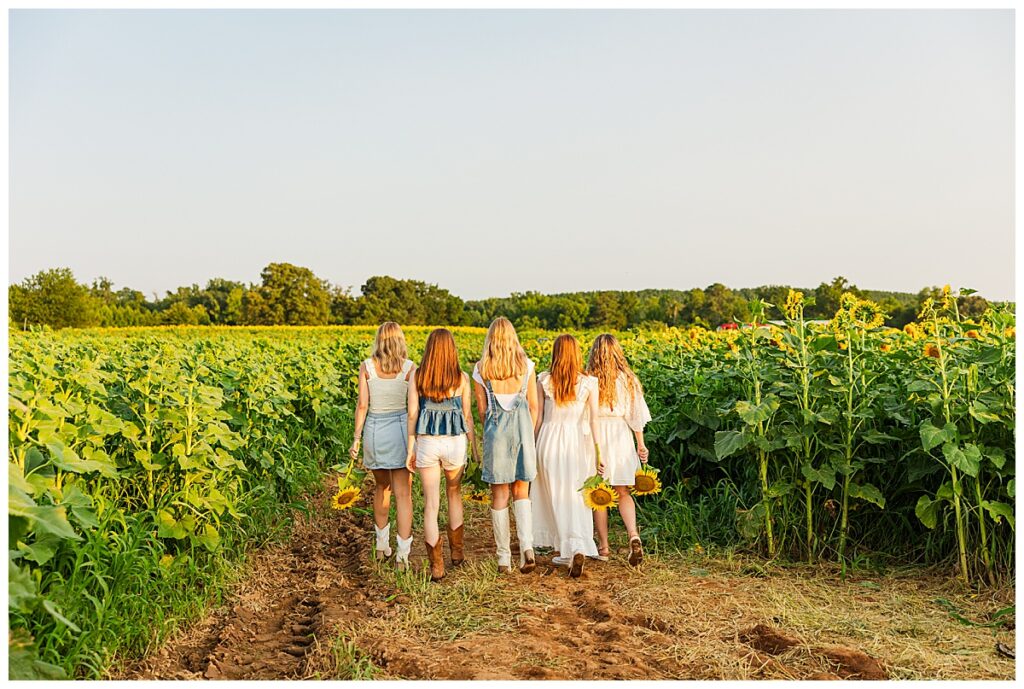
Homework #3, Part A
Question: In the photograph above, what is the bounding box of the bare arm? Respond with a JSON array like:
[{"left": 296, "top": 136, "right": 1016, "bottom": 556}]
[
  {"left": 585, "top": 385, "right": 604, "bottom": 474},
  {"left": 461, "top": 373, "right": 477, "bottom": 459},
  {"left": 634, "top": 429, "right": 649, "bottom": 463},
  {"left": 534, "top": 378, "right": 545, "bottom": 438},
  {"left": 473, "top": 379, "right": 488, "bottom": 426},
  {"left": 349, "top": 362, "right": 370, "bottom": 461},
  {"left": 526, "top": 370, "right": 540, "bottom": 429},
  {"left": 405, "top": 374, "right": 420, "bottom": 471}
]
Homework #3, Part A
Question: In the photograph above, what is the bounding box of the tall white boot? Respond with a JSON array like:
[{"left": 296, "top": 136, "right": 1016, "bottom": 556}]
[
  {"left": 374, "top": 523, "right": 392, "bottom": 558},
  {"left": 491, "top": 507, "right": 512, "bottom": 573},
  {"left": 395, "top": 534, "right": 413, "bottom": 571},
  {"left": 513, "top": 499, "right": 536, "bottom": 573}
]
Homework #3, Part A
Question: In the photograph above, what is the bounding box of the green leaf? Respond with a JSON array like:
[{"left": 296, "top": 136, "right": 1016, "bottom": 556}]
[
  {"left": 980, "top": 501, "right": 1015, "bottom": 530},
  {"left": 8, "top": 558, "right": 39, "bottom": 612},
  {"left": 943, "top": 442, "right": 981, "bottom": 478},
  {"left": 915, "top": 495, "right": 942, "bottom": 529},
  {"left": 46, "top": 441, "right": 118, "bottom": 478},
  {"left": 969, "top": 402, "right": 1001, "bottom": 424},
  {"left": 42, "top": 599, "right": 81, "bottom": 633},
  {"left": 1008, "top": 479, "right": 1015, "bottom": 498},
  {"left": 764, "top": 481, "right": 793, "bottom": 499},
  {"left": 906, "top": 379, "right": 936, "bottom": 393},
  {"left": 848, "top": 482, "right": 885, "bottom": 508},
  {"left": 920, "top": 421, "right": 956, "bottom": 452},
  {"left": 802, "top": 463, "right": 836, "bottom": 490},
  {"left": 156, "top": 510, "right": 187, "bottom": 539},
  {"left": 194, "top": 523, "right": 221, "bottom": 552},
  {"left": 862, "top": 430, "right": 898, "bottom": 444},
  {"left": 985, "top": 446, "right": 1007, "bottom": 470},
  {"left": 714, "top": 430, "right": 750, "bottom": 460},
  {"left": 18, "top": 535, "right": 61, "bottom": 566},
  {"left": 734, "top": 397, "right": 780, "bottom": 426}
]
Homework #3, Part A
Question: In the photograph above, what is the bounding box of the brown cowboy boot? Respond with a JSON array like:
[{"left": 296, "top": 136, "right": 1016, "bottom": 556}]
[
  {"left": 447, "top": 524, "right": 465, "bottom": 566},
  {"left": 426, "top": 538, "right": 446, "bottom": 582}
]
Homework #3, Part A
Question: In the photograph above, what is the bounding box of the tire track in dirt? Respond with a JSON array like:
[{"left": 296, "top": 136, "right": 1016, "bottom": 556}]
[{"left": 122, "top": 483, "right": 385, "bottom": 679}]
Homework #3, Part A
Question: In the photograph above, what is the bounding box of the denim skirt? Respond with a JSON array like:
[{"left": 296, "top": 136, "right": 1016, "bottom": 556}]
[{"left": 363, "top": 410, "right": 409, "bottom": 470}]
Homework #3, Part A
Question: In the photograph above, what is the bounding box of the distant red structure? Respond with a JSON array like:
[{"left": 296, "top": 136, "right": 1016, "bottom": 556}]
[{"left": 717, "top": 322, "right": 739, "bottom": 330}]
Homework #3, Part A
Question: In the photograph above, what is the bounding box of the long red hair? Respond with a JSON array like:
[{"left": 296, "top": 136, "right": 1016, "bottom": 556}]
[
  {"left": 548, "top": 334, "right": 582, "bottom": 405},
  {"left": 415, "top": 328, "right": 463, "bottom": 402}
]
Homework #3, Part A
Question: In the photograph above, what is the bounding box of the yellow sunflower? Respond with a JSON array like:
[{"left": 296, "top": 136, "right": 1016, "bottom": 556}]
[
  {"left": 468, "top": 490, "right": 491, "bottom": 505},
  {"left": 581, "top": 476, "right": 618, "bottom": 511},
  {"left": 924, "top": 343, "right": 941, "bottom": 359},
  {"left": 331, "top": 486, "right": 361, "bottom": 510},
  {"left": 966, "top": 330, "right": 980, "bottom": 339},
  {"left": 1005, "top": 326, "right": 1015, "bottom": 339},
  {"left": 632, "top": 466, "right": 662, "bottom": 496}
]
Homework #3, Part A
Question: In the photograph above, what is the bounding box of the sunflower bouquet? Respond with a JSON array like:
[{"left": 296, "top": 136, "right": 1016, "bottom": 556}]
[
  {"left": 580, "top": 474, "right": 618, "bottom": 511},
  {"left": 330, "top": 457, "right": 366, "bottom": 511},
  {"left": 632, "top": 465, "right": 662, "bottom": 496}
]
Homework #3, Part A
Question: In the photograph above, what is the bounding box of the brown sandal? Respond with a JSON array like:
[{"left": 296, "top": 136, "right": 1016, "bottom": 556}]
[
  {"left": 628, "top": 537, "right": 643, "bottom": 567},
  {"left": 569, "top": 552, "right": 585, "bottom": 578}
]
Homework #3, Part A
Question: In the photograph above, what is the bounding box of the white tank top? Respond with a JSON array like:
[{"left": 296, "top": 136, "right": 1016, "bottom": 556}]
[{"left": 366, "top": 358, "right": 414, "bottom": 413}]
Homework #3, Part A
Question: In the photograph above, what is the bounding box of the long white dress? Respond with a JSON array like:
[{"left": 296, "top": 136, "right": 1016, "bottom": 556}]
[
  {"left": 531, "top": 373, "right": 600, "bottom": 558},
  {"left": 589, "top": 374, "right": 652, "bottom": 486}
]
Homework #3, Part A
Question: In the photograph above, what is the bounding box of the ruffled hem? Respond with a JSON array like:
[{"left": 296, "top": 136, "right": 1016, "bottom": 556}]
[{"left": 415, "top": 410, "right": 468, "bottom": 436}]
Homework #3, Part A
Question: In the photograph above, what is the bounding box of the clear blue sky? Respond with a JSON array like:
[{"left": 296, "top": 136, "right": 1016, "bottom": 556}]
[{"left": 10, "top": 9, "right": 1014, "bottom": 301}]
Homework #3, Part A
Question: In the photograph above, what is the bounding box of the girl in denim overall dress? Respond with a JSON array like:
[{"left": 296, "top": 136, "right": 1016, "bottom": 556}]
[{"left": 472, "top": 318, "right": 540, "bottom": 574}]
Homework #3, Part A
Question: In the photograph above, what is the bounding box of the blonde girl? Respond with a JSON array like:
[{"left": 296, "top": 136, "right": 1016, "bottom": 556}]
[
  {"left": 472, "top": 318, "right": 540, "bottom": 574},
  {"left": 531, "top": 334, "right": 604, "bottom": 578},
  {"left": 350, "top": 322, "right": 416, "bottom": 568},
  {"left": 586, "top": 333, "right": 652, "bottom": 567},
  {"left": 406, "top": 328, "right": 476, "bottom": 582}
]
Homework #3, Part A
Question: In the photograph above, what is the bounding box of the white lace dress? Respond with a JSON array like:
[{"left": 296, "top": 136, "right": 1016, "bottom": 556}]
[
  {"left": 531, "top": 373, "right": 600, "bottom": 558},
  {"left": 589, "top": 375, "right": 652, "bottom": 486}
]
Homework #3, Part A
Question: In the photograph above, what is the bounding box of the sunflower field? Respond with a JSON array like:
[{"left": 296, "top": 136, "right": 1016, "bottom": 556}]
[{"left": 7, "top": 288, "right": 1016, "bottom": 677}]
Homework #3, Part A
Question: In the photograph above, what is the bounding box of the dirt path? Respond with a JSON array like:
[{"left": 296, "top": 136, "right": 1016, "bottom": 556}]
[{"left": 122, "top": 480, "right": 1015, "bottom": 680}]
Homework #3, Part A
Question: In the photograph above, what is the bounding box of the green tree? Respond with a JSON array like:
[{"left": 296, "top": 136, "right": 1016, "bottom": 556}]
[
  {"left": 9, "top": 268, "right": 100, "bottom": 329},
  {"left": 243, "top": 263, "right": 331, "bottom": 325}
]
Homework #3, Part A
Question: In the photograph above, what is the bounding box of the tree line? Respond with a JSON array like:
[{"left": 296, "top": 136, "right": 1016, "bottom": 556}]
[{"left": 8, "top": 264, "right": 995, "bottom": 330}]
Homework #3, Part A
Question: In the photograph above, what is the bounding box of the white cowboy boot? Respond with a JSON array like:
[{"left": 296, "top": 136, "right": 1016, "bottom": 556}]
[
  {"left": 491, "top": 507, "right": 512, "bottom": 573},
  {"left": 395, "top": 534, "right": 413, "bottom": 571},
  {"left": 513, "top": 499, "right": 536, "bottom": 573},
  {"left": 374, "top": 523, "right": 393, "bottom": 559}
]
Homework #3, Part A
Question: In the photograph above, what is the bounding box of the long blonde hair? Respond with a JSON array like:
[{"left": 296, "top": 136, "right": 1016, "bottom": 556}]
[
  {"left": 548, "top": 334, "right": 582, "bottom": 405},
  {"left": 478, "top": 317, "right": 527, "bottom": 381},
  {"left": 586, "top": 333, "right": 641, "bottom": 410},
  {"left": 372, "top": 322, "right": 408, "bottom": 375}
]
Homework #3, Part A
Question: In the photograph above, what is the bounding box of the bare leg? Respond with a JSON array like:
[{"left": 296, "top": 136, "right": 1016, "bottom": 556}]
[
  {"left": 491, "top": 483, "right": 511, "bottom": 510},
  {"left": 511, "top": 480, "right": 530, "bottom": 500},
  {"left": 371, "top": 469, "right": 393, "bottom": 529},
  {"left": 391, "top": 468, "right": 414, "bottom": 540},
  {"left": 445, "top": 466, "right": 464, "bottom": 530},
  {"left": 615, "top": 486, "right": 640, "bottom": 540},
  {"left": 419, "top": 464, "right": 442, "bottom": 546},
  {"left": 593, "top": 508, "right": 611, "bottom": 554}
]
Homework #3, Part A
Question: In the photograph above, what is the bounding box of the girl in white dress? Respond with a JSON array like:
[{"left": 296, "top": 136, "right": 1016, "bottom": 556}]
[
  {"left": 531, "top": 334, "right": 604, "bottom": 578},
  {"left": 586, "top": 334, "right": 652, "bottom": 567}
]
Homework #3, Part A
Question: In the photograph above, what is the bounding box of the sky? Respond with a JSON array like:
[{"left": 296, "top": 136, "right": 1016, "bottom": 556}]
[{"left": 9, "top": 9, "right": 1015, "bottom": 301}]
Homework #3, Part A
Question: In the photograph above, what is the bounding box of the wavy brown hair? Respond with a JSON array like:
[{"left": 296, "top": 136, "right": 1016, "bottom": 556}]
[
  {"left": 372, "top": 321, "right": 408, "bottom": 375},
  {"left": 415, "top": 328, "right": 463, "bottom": 402},
  {"left": 548, "top": 334, "right": 582, "bottom": 405},
  {"left": 586, "top": 333, "right": 641, "bottom": 409},
  {"left": 478, "top": 317, "right": 527, "bottom": 381}
]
